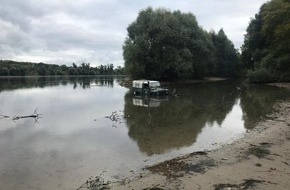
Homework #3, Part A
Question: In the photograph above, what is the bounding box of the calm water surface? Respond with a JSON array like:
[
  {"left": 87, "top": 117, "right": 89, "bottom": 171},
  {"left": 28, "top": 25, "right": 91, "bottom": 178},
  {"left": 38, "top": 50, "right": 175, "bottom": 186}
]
[{"left": 0, "top": 76, "right": 289, "bottom": 190}]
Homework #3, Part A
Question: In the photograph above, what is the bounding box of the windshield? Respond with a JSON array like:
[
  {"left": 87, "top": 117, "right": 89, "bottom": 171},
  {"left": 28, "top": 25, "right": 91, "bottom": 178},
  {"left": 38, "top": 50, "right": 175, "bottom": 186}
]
[{"left": 149, "top": 82, "right": 160, "bottom": 88}]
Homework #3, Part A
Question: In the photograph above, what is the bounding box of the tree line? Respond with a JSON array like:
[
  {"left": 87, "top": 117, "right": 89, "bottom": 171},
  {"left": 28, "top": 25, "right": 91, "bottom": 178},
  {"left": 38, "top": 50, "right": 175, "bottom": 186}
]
[
  {"left": 124, "top": 0, "right": 289, "bottom": 83},
  {"left": 0, "top": 60, "right": 124, "bottom": 76},
  {"left": 241, "top": 0, "right": 290, "bottom": 83}
]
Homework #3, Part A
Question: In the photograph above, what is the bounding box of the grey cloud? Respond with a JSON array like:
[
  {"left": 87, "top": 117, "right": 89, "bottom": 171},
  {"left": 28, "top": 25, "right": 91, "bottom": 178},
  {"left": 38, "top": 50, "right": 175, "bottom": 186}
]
[{"left": 0, "top": 0, "right": 268, "bottom": 66}]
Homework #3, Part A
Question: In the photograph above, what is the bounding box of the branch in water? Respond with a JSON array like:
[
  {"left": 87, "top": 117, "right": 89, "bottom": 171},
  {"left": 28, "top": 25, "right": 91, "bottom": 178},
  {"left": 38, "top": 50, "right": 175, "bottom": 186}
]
[
  {"left": 0, "top": 112, "right": 9, "bottom": 119},
  {"left": 12, "top": 108, "right": 42, "bottom": 121}
]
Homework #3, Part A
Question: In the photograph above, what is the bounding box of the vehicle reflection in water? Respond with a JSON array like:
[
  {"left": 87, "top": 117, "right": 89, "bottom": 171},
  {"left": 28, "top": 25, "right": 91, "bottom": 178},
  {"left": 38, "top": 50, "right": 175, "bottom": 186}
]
[
  {"left": 132, "top": 96, "right": 169, "bottom": 107},
  {"left": 124, "top": 80, "right": 240, "bottom": 156},
  {"left": 124, "top": 80, "right": 290, "bottom": 156}
]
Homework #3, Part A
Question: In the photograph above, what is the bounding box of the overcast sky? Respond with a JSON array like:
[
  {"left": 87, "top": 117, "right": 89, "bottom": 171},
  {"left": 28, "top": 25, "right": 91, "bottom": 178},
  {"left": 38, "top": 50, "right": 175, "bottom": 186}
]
[{"left": 0, "top": 0, "right": 268, "bottom": 67}]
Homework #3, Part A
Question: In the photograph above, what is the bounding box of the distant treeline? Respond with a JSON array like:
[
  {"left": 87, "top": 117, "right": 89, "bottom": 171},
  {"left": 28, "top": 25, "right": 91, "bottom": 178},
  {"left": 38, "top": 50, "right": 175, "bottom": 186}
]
[{"left": 0, "top": 60, "right": 124, "bottom": 76}]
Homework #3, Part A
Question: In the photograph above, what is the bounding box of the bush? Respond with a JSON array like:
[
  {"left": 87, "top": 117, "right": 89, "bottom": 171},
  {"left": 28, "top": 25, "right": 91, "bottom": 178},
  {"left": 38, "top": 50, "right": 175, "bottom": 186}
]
[
  {"left": 9, "top": 67, "right": 20, "bottom": 76},
  {"left": 246, "top": 68, "right": 275, "bottom": 83},
  {"left": 68, "top": 68, "right": 78, "bottom": 75},
  {"left": 0, "top": 67, "right": 9, "bottom": 76},
  {"left": 56, "top": 70, "right": 65, "bottom": 75}
]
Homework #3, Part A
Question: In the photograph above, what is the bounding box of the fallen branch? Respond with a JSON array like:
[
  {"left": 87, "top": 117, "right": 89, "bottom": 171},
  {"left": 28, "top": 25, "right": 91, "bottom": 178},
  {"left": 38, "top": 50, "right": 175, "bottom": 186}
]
[
  {"left": 105, "top": 111, "right": 130, "bottom": 122},
  {"left": 0, "top": 112, "right": 10, "bottom": 119},
  {"left": 12, "top": 108, "right": 42, "bottom": 122},
  {"left": 104, "top": 111, "right": 130, "bottom": 128}
]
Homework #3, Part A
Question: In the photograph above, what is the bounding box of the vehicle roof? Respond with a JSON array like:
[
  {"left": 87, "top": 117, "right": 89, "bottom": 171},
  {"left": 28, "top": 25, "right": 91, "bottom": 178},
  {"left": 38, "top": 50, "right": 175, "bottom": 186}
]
[{"left": 133, "top": 80, "right": 159, "bottom": 83}]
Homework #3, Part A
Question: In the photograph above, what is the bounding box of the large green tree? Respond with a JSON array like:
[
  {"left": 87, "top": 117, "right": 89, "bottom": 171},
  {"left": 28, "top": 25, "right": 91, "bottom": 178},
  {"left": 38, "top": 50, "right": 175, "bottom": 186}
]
[
  {"left": 123, "top": 7, "right": 214, "bottom": 80},
  {"left": 210, "top": 29, "right": 241, "bottom": 77},
  {"left": 241, "top": 0, "right": 290, "bottom": 83}
]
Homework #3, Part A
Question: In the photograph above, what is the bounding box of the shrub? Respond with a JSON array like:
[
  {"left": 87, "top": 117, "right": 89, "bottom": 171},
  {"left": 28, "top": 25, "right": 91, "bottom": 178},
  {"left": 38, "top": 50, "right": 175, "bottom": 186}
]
[
  {"left": 0, "top": 67, "right": 9, "bottom": 76},
  {"left": 247, "top": 68, "right": 275, "bottom": 83}
]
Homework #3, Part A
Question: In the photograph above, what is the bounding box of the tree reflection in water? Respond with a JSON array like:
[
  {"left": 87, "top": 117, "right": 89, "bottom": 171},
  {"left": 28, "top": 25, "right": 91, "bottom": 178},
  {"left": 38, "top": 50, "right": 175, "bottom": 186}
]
[
  {"left": 0, "top": 76, "right": 115, "bottom": 91},
  {"left": 240, "top": 84, "right": 290, "bottom": 129},
  {"left": 124, "top": 80, "right": 290, "bottom": 156},
  {"left": 124, "top": 80, "right": 240, "bottom": 155}
]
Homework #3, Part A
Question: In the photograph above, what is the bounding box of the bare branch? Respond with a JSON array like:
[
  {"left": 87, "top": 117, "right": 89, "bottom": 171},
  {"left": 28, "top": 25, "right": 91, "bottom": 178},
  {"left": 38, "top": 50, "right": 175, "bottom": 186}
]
[
  {"left": 0, "top": 112, "right": 10, "bottom": 119},
  {"left": 12, "top": 108, "right": 42, "bottom": 122}
]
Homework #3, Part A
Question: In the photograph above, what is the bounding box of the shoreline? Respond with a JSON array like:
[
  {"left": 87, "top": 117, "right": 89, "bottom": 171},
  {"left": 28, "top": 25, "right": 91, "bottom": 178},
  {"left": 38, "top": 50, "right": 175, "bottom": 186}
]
[{"left": 109, "top": 100, "right": 290, "bottom": 190}]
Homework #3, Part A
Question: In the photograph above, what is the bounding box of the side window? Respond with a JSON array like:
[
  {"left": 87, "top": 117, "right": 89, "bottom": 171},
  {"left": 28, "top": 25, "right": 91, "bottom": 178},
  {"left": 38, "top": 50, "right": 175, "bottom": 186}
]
[{"left": 143, "top": 83, "right": 149, "bottom": 89}]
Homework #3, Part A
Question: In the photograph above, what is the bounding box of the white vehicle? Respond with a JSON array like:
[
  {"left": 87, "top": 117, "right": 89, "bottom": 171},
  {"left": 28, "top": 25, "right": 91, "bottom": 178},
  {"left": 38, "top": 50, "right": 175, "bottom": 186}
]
[{"left": 132, "top": 80, "right": 169, "bottom": 96}]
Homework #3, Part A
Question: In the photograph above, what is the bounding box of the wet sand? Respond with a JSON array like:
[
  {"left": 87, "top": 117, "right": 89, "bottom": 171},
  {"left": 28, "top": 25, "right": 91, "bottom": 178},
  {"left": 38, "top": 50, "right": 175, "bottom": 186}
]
[{"left": 110, "top": 100, "right": 290, "bottom": 190}]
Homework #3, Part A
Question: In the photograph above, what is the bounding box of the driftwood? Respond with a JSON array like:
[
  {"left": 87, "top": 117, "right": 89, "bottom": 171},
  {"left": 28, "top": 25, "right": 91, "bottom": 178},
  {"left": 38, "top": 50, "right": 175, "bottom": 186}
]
[
  {"left": 13, "top": 108, "right": 41, "bottom": 121},
  {"left": 0, "top": 108, "right": 42, "bottom": 122},
  {"left": 104, "top": 111, "right": 130, "bottom": 128},
  {"left": 77, "top": 172, "right": 109, "bottom": 190},
  {"left": 105, "top": 111, "right": 130, "bottom": 122},
  {"left": 0, "top": 112, "right": 9, "bottom": 119}
]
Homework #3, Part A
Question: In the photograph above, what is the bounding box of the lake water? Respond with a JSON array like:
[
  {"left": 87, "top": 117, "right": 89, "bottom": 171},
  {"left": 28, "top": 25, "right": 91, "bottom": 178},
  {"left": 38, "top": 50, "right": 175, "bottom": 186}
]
[{"left": 0, "top": 76, "right": 289, "bottom": 190}]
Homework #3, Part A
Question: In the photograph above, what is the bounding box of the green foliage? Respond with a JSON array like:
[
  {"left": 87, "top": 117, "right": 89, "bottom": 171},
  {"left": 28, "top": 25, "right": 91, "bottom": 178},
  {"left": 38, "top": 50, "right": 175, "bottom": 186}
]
[
  {"left": 37, "top": 65, "right": 46, "bottom": 76},
  {"left": 0, "top": 67, "right": 9, "bottom": 76},
  {"left": 247, "top": 68, "right": 275, "bottom": 83},
  {"left": 241, "top": 11, "right": 266, "bottom": 70},
  {"left": 210, "top": 29, "right": 241, "bottom": 77},
  {"left": 241, "top": 0, "right": 290, "bottom": 83},
  {"left": 68, "top": 68, "right": 78, "bottom": 75},
  {"left": 0, "top": 60, "right": 125, "bottom": 76},
  {"left": 123, "top": 7, "right": 240, "bottom": 80}
]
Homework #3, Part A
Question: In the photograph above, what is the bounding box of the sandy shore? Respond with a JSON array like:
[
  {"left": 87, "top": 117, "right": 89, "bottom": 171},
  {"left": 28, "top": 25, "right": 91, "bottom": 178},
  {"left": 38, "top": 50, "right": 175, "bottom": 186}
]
[{"left": 107, "top": 100, "right": 290, "bottom": 190}]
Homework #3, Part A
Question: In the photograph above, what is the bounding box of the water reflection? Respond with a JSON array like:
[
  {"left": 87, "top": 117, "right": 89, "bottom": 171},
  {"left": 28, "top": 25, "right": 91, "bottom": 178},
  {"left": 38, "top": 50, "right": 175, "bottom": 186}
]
[
  {"left": 240, "top": 84, "right": 290, "bottom": 129},
  {"left": 0, "top": 76, "right": 116, "bottom": 91},
  {"left": 124, "top": 80, "right": 290, "bottom": 156},
  {"left": 0, "top": 76, "right": 129, "bottom": 190},
  {"left": 124, "top": 80, "right": 240, "bottom": 155},
  {"left": 0, "top": 77, "right": 289, "bottom": 190},
  {"left": 132, "top": 97, "right": 169, "bottom": 107}
]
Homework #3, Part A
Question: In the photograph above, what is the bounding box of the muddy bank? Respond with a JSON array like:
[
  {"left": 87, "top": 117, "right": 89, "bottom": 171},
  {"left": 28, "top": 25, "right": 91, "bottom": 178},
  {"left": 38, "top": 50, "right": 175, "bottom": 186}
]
[{"left": 109, "top": 100, "right": 290, "bottom": 190}]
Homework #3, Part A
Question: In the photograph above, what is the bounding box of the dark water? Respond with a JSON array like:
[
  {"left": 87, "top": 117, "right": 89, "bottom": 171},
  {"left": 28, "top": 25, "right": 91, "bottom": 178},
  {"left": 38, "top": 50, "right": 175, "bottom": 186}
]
[{"left": 0, "top": 76, "right": 289, "bottom": 190}]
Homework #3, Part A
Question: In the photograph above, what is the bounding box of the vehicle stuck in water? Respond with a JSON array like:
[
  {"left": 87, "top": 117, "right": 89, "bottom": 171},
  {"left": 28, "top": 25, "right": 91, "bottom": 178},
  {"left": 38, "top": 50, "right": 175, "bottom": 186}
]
[{"left": 132, "top": 80, "right": 169, "bottom": 96}]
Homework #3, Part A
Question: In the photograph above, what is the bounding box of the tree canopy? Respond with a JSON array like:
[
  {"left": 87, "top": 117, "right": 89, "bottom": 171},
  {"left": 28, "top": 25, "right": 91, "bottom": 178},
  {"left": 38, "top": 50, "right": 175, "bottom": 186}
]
[
  {"left": 241, "top": 0, "right": 290, "bottom": 83},
  {"left": 209, "top": 29, "right": 241, "bottom": 77},
  {"left": 123, "top": 7, "right": 240, "bottom": 80}
]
